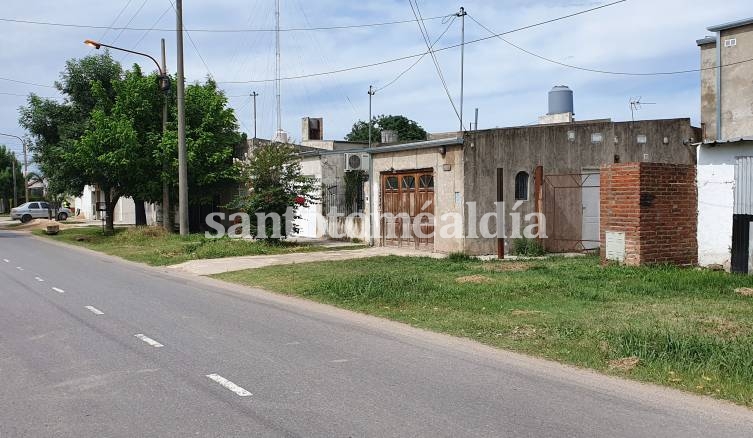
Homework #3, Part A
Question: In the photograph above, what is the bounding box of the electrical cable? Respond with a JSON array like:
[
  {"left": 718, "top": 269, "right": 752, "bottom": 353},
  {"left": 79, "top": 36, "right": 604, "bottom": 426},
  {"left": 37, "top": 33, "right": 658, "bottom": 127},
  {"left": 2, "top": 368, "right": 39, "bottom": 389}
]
[
  {"left": 409, "top": 0, "right": 461, "bottom": 122},
  {"left": 216, "top": 0, "right": 629, "bottom": 84},
  {"left": 167, "top": 0, "right": 215, "bottom": 79},
  {"left": 0, "top": 14, "right": 448, "bottom": 33},
  {"left": 377, "top": 14, "right": 456, "bottom": 92},
  {"left": 468, "top": 13, "right": 753, "bottom": 76}
]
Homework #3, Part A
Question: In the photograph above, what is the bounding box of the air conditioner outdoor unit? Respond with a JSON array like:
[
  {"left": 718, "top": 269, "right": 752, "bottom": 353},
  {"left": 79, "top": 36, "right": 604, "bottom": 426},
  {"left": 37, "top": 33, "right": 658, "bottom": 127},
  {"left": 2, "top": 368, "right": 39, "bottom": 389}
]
[{"left": 345, "top": 153, "right": 369, "bottom": 172}]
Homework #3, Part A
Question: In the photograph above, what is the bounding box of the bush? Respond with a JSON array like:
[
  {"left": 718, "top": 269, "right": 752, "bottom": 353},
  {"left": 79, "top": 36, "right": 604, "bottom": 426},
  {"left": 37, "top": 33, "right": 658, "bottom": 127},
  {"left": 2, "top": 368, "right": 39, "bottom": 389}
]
[
  {"left": 448, "top": 252, "right": 474, "bottom": 262},
  {"left": 512, "top": 238, "right": 545, "bottom": 257}
]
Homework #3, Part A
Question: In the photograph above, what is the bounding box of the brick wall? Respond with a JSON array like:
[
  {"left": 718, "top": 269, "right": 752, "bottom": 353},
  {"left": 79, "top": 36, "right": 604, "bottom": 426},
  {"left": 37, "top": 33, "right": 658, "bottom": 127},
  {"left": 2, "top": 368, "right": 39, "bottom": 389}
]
[{"left": 600, "top": 163, "right": 697, "bottom": 266}]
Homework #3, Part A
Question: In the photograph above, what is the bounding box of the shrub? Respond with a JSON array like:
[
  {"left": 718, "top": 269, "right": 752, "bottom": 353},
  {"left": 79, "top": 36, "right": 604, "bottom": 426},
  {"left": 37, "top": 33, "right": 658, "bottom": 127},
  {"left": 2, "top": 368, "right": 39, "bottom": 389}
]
[
  {"left": 512, "top": 238, "right": 545, "bottom": 257},
  {"left": 448, "top": 252, "right": 474, "bottom": 262}
]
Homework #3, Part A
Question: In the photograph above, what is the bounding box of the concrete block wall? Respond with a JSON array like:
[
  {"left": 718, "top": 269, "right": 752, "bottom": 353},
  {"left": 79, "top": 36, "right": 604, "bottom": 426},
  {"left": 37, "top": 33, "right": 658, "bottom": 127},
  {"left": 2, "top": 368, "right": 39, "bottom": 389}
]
[{"left": 600, "top": 163, "right": 697, "bottom": 266}]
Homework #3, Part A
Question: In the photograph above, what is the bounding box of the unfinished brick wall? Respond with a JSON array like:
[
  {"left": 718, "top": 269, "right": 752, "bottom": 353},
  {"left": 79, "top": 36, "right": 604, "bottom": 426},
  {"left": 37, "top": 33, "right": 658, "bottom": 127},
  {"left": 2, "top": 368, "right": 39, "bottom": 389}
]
[{"left": 600, "top": 163, "right": 697, "bottom": 266}]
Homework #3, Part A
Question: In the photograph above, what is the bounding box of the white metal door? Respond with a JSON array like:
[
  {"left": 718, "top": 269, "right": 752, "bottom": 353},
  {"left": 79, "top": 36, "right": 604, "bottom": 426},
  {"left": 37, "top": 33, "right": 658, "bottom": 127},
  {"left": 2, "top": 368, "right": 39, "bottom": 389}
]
[
  {"left": 581, "top": 171, "right": 601, "bottom": 250},
  {"left": 735, "top": 156, "right": 753, "bottom": 215}
]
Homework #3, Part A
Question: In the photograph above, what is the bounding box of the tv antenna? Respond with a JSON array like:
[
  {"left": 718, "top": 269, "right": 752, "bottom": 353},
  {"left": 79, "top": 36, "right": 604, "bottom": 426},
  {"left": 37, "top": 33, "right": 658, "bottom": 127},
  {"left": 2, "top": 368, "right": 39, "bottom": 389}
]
[{"left": 629, "top": 97, "right": 656, "bottom": 123}]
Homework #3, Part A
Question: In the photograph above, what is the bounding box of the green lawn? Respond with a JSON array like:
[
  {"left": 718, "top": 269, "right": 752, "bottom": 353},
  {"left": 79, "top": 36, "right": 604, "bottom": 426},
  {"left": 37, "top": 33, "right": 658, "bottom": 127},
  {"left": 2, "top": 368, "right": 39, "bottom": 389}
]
[
  {"left": 36, "top": 226, "right": 362, "bottom": 266},
  {"left": 215, "top": 256, "right": 753, "bottom": 406}
]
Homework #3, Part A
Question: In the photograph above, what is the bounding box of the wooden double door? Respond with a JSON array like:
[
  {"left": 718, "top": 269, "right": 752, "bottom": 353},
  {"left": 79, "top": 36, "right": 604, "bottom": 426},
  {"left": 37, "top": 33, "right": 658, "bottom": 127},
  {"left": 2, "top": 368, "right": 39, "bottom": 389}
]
[{"left": 381, "top": 170, "right": 435, "bottom": 249}]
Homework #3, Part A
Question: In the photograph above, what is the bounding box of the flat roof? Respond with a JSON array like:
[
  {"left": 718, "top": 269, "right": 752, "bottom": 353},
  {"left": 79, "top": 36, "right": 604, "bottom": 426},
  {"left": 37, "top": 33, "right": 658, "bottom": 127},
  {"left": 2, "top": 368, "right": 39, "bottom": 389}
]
[
  {"left": 708, "top": 17, "right": 753, "bottom": 32},
  {"left": 696, "top": 36, "right": 716, "bottom": 46}
]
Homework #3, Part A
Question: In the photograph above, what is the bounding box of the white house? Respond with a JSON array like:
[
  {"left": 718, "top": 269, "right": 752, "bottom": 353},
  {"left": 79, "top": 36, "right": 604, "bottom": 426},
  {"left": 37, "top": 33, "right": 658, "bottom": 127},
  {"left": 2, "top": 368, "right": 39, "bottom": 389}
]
[{"left": 73, "top": 185, "right": 157, "bottom": 225}]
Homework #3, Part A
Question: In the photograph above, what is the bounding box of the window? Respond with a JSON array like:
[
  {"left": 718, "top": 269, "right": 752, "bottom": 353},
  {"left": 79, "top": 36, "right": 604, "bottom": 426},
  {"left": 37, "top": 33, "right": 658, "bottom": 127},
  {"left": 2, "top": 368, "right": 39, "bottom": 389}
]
[
  {"left": 40, "top": 202, "right": 49, "bottom": 209},
  {"left": 401, "top": 176, "right": 416, "bottom": 190},
  {"left": 591, "top": 133, "right": 603, "bottom": 144},
  {"left": 419, "top": 175, "right": 434, "bottom": 189},
  {"left": 29, "top": 202, "right": 40, "bottom": 209},
  {"left": 515, "top": 171, "right": 529, "bottom": 200},
  {"left": 384, "top": 176, "right": 398, "bottom": 191}
]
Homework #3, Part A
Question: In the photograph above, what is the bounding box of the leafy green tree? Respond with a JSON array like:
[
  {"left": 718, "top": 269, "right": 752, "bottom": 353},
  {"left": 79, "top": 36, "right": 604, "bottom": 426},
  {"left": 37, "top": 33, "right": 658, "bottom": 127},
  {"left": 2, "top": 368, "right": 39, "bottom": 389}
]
[
  {"left": 20, "top": 53, "right": 241, "bottom": 233},
  {"left": 230, "top": 143, "right": 319, "bottom": 240},
  {"left": 0, "top": 145, "right": 23, "bottom": 209},
  {"left": 345, "top": 114, "right": 428, "bottom": 143}
]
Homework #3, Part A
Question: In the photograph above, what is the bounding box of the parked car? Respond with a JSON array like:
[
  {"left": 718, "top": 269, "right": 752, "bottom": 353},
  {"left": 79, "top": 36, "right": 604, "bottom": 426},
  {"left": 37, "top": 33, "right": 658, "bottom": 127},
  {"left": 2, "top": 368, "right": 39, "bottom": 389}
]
[{"left": 10, "top": 202, "right": 72, "bottom": 223}]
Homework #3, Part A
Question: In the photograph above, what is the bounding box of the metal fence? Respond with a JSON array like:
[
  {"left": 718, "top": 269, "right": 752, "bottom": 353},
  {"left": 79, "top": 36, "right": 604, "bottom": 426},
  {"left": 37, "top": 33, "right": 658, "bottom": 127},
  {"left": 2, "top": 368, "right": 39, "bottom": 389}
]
[{"left": 321, "top": 183, "right": 364, "bottom": 216}]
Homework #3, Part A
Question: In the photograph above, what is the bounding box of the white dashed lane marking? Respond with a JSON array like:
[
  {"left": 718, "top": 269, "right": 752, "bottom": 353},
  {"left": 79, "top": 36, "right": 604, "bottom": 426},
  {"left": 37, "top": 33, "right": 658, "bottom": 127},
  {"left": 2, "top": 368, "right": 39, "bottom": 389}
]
[
  {"left": 2, "top": 259, "right": 9, "bottom": 263},
  {"left": 52, "top": 287, "right": 65, "bottom": 294},
  {"left": 134, "top": 334, "right": 164, "bottom": 348},
  {"left": 15, "top": 266, "right": 23, "bottom": 271},
  {"left": 34, "top": 277, "right": 44, "bottom": 282},
  {"left": 206, "top": 374, "right": 252, "bottom": 397},
  {"left": 85, "top": 306, "right": 104, "bottom": 315}
]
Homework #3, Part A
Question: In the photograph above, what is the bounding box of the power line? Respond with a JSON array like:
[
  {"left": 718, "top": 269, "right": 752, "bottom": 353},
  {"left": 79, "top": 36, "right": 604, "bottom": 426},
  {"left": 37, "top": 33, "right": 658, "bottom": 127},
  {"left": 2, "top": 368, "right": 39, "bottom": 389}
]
[
  {"left": 0, "top": 14, "right": 449, "bottom": 33},
  {"left": 0, "top": 77, "right": 56, "bottom": 88},
  {"left": 110, "top": 0, "right": 149, "bottom": 45},
  {"left": 376, "top": 15, "right": 456, "bottom": 92},
  {"left": 0, "top": 91, "right": 60, "bottom": 99},
  {"left": 216, "top": 0, "right": 630, "bottom": 84},
  {"left": 468, "top": 12, "right": 753, "bottom": 76},
  {"left": 167, "top": 0, "right": 214, "bottom": 79},
  {"left": 409, "top": 1, "right": 461, "bottom": 123}
]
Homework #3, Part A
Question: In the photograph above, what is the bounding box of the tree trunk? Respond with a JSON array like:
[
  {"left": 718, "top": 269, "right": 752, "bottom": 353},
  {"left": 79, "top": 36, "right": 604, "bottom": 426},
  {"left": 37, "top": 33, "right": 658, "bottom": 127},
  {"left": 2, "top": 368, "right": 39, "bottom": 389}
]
[
  {"left": 134, "top": 197, "right": 147, "bottom": 226},
  {"left": 103, "top": 188, "right": 119, "bottom": 234}
]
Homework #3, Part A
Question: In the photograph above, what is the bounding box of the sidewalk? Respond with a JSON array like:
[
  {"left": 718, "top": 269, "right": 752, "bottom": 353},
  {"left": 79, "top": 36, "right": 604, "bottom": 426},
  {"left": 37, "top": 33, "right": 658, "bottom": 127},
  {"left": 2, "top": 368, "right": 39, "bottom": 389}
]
[{"left": 168, "top": 246, "right": 444, "bottom": 276}]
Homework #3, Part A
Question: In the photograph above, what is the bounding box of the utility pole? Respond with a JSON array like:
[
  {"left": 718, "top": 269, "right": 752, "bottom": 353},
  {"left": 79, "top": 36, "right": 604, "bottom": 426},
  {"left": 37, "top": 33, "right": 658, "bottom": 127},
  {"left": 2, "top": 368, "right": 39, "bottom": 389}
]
[
  {"left": 250, "top": 91, "right": 259, "bottom": 140},
  {"left": 22, "top": 140, "right": 28, "bottom": 202},
  {"left": 367, "top": 85, "right": 376, "bottom": 246},
  {"left": 176, "top": 0, "right": 189, "bottom": 236},
  {"left": 0, "top": 132, "right": 28, "bottom": 202},
  {"left": 161, "top": 38, "right": 172, "bottom": 232},
  {"left": 456, "top": 6, "right": 467, "bottom": 133},
  {"left": 474, "top": 107, "right": 479, "bottom": 131},
  {"left": 368, "top": 85, "right": 376, "bottom": 147},
  {"left": 11, "top": 152, "right": 17, "bottom": 208}
]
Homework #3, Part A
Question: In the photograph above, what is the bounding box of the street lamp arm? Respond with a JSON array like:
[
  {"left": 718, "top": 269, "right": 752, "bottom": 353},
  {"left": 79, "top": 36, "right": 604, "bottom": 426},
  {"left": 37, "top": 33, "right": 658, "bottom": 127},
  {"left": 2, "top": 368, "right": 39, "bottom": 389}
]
[
  {"left": 0, "top": 132, "right": 23, "bottom": 142},
  {"left": 84, "top": 40, "right": 164, "bottom": 76}
]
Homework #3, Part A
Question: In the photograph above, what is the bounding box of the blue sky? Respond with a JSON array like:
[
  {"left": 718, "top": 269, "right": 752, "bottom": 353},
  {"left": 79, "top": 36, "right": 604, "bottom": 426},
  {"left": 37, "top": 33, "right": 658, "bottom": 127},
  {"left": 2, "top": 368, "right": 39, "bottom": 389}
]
[{"left": 1, "top": 0, "right": 751, "bottom": 158}]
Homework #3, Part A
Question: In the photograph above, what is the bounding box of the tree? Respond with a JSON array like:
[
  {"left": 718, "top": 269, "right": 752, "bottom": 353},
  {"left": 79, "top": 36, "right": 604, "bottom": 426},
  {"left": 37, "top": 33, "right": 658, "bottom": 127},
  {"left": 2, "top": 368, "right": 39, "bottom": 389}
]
[
  {"left": 20, "top": 53, "right": 241, "bottom": 233},
  {"left": 345, "top": 114, "right": 428, "bottom": 143},
  {"left": 0, "top": 145, "right": 23, "bottom": 209},
  {"left": 230, "top": 143, "right": 319, "bottom": 240},
  {"left": 20, "top": 53, "right": 126, "bottom": 232}
]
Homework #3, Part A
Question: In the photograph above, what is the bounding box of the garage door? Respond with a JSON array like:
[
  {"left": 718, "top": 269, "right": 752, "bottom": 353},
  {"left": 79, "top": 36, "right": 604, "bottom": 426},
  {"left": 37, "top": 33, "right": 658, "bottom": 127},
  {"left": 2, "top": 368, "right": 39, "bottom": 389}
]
[{"left": 381, "top": 170, "right": 434, "bottom": 249}]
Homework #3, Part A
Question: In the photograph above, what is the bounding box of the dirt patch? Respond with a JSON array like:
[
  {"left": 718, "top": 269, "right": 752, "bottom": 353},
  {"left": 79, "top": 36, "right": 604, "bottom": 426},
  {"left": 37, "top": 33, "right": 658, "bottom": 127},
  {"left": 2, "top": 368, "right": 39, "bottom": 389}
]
[
  {"left": 736, "top": 288, "right": 753, "bottom": 297},
  {"left": 510, "top": 325, "right": 539, "bottom": 340},
  {"left": 608, "top": 356, "right": 640, "bottom": 372},
  {"left": 455, "top": 275, "right": 493, "bottom": 284},
  {"left": 699, "top": 317, "right": 749, "bottom": 338},
  {"left": 6, "top": 219, "right": 60, "bottom": 231},
  {"left": 481, "top": 262, "right": 532, "bottom": 273},
  {"left": 510, "top": 309, "right": 544, "bottom": 316}
]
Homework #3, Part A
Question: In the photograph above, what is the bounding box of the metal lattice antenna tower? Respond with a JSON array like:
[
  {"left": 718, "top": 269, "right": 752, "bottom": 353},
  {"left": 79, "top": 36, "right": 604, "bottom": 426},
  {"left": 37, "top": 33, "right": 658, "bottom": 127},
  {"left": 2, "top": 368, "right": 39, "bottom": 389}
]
[{"left": 275, "top": 0, "right": 282, "bottom": 133}]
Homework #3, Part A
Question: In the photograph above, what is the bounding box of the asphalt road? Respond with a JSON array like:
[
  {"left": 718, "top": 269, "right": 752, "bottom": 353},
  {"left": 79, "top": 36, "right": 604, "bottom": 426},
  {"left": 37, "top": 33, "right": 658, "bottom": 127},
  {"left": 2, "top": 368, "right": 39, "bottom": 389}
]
[{"left": 1, "top": 229, "right": 752, "bottom": 437}]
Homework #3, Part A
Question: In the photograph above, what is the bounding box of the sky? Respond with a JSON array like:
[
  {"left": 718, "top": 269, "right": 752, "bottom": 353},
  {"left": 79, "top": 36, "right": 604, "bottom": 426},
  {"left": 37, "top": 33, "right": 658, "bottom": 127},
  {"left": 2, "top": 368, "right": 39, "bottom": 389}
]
[{"left": 1, "top": 0, "right": 752, "bottom": 160}]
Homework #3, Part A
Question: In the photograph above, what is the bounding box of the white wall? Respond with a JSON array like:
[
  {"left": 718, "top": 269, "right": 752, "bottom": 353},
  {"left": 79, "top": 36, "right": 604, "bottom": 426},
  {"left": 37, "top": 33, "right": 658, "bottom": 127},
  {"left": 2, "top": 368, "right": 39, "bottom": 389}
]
[
  {"left": 697, "top": 141, "right": 753, "bottom": 268},
  {"left": 294, "top": 156, "right": 323, "bottom": 238}
]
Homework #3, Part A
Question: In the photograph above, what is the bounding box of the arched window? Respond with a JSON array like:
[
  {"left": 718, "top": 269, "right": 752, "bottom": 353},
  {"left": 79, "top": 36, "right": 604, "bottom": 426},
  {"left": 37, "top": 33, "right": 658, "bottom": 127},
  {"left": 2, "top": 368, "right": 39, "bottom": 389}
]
[{"left": 515, "top": 171, "right": 529, "bottom": 200}]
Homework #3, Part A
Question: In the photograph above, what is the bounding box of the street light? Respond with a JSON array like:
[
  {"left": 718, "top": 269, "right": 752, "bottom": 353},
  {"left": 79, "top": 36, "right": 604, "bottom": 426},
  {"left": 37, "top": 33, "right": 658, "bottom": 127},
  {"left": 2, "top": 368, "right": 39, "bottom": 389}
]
[
  {"left": 84, "top": 39, "right": 176, "bottom": 232},
  {"left": 0, "top": 132, "right": 28, "bottom": 203},
  {"left": 84, "top": 40, "right": 171, "bottom": 92}
]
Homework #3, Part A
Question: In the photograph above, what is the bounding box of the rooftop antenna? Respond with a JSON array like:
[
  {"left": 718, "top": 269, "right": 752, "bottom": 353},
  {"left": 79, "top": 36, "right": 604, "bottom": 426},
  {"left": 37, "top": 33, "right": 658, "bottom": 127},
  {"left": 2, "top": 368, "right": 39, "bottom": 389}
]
[{"left": 629, "top": 97, "right": 656, "bottom": 123}]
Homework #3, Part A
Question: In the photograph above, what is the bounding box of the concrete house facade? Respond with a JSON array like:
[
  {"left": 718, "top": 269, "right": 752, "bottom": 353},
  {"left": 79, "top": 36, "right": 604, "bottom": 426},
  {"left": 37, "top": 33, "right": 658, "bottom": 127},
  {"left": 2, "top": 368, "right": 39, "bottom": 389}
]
[
  {"left": 697, "top": 17, "right": 753, "bottom": 273},
  {"left": 366, "top": 117, "right": 697, "bottom": 256}
]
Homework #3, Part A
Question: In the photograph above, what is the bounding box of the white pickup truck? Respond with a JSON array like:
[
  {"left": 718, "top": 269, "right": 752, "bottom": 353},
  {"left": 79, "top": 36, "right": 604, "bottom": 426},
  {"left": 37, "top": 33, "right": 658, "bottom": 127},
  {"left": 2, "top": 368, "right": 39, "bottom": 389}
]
[{"left": 10, "top": 202, "right": 72, "bottom": 223}]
